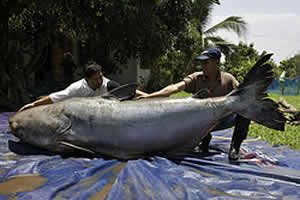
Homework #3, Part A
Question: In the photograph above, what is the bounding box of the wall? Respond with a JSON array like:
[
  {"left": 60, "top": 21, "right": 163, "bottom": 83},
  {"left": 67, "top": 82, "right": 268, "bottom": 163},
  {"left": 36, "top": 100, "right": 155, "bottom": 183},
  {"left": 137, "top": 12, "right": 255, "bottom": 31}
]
[{"left": 108, "top": 57, "right": 150, "bottom": 88}]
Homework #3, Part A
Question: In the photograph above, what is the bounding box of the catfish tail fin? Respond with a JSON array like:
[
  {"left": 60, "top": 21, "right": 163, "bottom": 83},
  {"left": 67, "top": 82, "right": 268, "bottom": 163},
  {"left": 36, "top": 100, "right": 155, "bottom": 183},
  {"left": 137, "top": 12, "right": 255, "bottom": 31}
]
[{"left": 229, "top": 54, "right": 286, "bottom": 131}]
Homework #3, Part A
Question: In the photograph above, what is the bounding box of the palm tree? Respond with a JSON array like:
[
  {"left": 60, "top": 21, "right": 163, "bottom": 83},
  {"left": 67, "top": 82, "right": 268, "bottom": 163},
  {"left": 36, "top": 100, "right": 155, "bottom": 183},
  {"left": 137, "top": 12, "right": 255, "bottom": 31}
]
[
  {"left": 192, "top": 0, "right": 248, "bottom": 56},
  {"left": 203, "top": 16, "right": 247, "bottom": 55}
]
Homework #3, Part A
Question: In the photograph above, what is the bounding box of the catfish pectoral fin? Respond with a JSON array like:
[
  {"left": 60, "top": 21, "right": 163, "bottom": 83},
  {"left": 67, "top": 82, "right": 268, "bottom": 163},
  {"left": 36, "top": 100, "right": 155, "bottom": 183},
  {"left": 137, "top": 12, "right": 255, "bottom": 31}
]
[{"left": 58, "top": 141, "right": 95, "bottom": 155}]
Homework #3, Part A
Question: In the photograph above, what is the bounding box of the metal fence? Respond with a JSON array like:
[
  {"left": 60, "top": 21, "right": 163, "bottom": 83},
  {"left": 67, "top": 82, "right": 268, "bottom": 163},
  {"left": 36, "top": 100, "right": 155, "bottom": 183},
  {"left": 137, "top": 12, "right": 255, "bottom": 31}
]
[{"left": 268, "top": 76, "right": 300, "bottom": 95}]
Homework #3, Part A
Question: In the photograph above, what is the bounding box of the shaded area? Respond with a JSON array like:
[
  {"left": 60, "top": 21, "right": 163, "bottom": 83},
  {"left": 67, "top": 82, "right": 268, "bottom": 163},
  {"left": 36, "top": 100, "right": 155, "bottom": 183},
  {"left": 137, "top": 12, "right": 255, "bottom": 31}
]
[{"left": 1, "top": 112, "right": 300, "bottom": 200}]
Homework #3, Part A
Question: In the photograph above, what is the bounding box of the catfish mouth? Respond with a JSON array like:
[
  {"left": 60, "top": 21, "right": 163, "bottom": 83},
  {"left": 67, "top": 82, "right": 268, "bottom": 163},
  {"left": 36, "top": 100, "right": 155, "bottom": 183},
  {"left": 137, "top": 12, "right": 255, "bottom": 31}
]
[
  {"left": 8, "top": 115, "right": 16, "bottom": 131},
  {"left": 7, "top": 120, "right": 16, "bottom": 134}
]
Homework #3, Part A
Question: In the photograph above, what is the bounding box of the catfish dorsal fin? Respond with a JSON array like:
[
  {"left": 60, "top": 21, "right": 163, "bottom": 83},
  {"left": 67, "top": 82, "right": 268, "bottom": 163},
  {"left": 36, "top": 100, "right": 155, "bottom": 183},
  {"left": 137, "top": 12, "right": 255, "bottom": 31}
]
[
  {"left": 102, "top": 83, "right": 138, "bottom": 101},
  {"left": 192, "top": 88, "right": 211, "bottom": 99}
]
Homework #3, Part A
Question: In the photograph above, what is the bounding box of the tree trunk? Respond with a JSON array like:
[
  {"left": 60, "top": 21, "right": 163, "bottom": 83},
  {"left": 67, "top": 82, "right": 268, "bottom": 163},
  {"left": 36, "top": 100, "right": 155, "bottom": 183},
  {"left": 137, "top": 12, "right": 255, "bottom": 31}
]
[
  {"left": 1, "top": 35, "right": 48, "bottom": 111},
  {"left": 278, "top": 97, "right": 300, "bottom": 125}
]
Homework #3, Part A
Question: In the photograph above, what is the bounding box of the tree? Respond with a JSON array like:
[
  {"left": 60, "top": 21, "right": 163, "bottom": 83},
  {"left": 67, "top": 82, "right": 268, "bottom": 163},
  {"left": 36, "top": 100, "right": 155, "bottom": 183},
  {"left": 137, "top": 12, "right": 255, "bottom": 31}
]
[
  {"left": 278, "top": 54, "right": 300, "bottom": 78},
  {"left": 202, "top": 16, "right": 247, "bottom": 55},
  {"left": 3, "top": 1, "right": 69, "bottom": 110},
  {"left": 146, "top": 1, "right": 248, "bottom": 91},
  {"left": 222, "top": 42, "right": 278, "bottom": 83},
  {"left": 4, "top": 0, "right": 199, "bottom": 110}
]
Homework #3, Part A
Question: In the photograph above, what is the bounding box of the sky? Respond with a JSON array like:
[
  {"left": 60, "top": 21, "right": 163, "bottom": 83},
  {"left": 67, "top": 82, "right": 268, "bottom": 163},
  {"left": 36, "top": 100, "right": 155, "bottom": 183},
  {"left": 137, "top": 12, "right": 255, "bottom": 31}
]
[{"left": 208, "top": 0, "right": 300, "bottom": 64}]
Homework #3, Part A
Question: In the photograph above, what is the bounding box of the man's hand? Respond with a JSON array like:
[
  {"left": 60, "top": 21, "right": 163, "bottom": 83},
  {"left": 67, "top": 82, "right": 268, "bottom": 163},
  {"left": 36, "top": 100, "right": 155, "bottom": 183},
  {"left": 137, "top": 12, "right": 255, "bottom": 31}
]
[
  {"left": 135, "top": 90, "right": 148, "bottom": 97},
  {"left": 18, "top": 103, "right": 35, "bottom": 112},
  {"left": 18, "top": 96, "right": 53, "bottom": 112},
  {"left": 136, "top": 94, "right": 151, "bottom": 100}
]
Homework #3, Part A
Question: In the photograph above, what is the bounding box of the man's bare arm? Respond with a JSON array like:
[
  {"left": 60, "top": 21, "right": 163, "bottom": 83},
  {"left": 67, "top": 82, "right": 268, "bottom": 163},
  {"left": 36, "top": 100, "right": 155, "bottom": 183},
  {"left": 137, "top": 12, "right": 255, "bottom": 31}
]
[
  {"left": 18, "top": 96, "right": 53, "bottom": 112},
  {"left": 140, "top": 81, "right": 186, "bottom": 98}
]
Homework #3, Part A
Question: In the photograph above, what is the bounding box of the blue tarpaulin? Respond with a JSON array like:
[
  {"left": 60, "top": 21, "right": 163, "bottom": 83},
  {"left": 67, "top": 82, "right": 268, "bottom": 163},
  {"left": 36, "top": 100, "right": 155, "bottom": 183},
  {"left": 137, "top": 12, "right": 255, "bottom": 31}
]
[{"left": 0, "top": 112, "right": 299, "bottom": 200}]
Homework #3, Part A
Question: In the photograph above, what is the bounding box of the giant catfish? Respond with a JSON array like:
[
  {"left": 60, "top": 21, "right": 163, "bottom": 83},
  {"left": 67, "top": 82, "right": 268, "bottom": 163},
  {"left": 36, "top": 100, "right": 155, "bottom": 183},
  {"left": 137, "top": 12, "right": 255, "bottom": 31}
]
[{"left": 8, "top": 54, "right": 286, "bottom": 159}]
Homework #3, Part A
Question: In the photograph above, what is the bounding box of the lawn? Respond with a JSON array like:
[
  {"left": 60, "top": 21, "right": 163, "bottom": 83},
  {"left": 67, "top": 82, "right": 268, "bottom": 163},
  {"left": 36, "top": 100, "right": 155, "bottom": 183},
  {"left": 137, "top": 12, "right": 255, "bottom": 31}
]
[{"left": 171, "top": 92, "right": 300, "bottom": 150}]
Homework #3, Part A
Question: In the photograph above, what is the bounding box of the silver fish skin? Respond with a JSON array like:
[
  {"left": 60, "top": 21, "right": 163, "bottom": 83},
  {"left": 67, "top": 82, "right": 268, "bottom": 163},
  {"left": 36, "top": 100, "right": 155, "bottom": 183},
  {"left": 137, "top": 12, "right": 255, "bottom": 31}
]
[{"left": 8, "top": 95, "right": 233, "bottom": 159}]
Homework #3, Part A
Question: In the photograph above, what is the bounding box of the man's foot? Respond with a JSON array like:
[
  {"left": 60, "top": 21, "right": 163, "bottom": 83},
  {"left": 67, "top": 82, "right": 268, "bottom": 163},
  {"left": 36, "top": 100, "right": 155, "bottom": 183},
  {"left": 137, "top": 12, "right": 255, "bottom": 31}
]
[
  {"left": 199, "top": 144, "right": 209, "bottom": 152},
  {"left": 198, "top": 133, "right": 212, "bottom": 152},
  {"left": 229, "top": 145, "right": 240, "bottom": 160},
  {"left": 193, "top": 144, "right": 209, "bottom": 153}
]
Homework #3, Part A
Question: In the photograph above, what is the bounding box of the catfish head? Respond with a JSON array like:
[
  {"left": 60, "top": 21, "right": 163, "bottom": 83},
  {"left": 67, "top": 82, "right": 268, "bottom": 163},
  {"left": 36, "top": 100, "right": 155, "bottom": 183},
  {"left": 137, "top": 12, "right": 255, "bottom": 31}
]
[{"left": 8, "top": 106, "right": 70, "bottom": 151}]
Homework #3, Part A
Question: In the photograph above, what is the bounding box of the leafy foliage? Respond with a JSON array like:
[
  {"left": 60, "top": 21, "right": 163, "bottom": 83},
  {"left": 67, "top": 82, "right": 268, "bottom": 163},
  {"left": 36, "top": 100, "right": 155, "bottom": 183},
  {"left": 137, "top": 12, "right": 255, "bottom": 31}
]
[
  {"left": 8, "top": 0, "right": 194, "bottom": 65},
  {"left": 205, "top": 16, "right": 247, "bottom": 37},
  {"left": 146, "top": 24, "right": 203, "bottom": 90},
  {"left": 222, "top": 42, "right": 278, "bottom": 83},
  {"left": 146, "top": 3, "right": 248, "bottom": 91},
  {"left": 278, "top": 54, "right": 300, "bottom": 78},
  {"left": 4, "top": 0, "right": 199, "bottom": 110}
]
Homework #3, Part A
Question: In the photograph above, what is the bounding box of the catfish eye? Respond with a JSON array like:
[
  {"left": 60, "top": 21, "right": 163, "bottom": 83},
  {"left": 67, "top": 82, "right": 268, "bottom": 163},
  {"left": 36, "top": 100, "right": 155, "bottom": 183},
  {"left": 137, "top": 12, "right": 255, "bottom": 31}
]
[
  {"left": 8, "top": 121, "right": 12, "bottom": 128},
  {"left": 9, "top": 121, "right": 18, "bottom": 132},
  {"left": 9, "top": 121, "right": 25, "bottom": 139}
]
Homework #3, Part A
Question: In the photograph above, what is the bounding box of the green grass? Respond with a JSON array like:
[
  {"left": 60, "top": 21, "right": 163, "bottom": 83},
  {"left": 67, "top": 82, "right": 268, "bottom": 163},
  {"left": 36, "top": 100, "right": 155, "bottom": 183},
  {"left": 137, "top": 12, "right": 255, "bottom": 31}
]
[{"left": 171, "top": 92, "right": 300, "bottom": 150}]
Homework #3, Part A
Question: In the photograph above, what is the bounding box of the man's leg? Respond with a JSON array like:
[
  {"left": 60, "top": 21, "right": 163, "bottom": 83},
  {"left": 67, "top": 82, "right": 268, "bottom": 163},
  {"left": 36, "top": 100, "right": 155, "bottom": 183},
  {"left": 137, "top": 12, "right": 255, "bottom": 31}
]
[
  {"left": 199, "top": 114, "right": 236, "bottom": 152},
  {"left": 229, "top": 115, "right": 251, "bottom": 160}
]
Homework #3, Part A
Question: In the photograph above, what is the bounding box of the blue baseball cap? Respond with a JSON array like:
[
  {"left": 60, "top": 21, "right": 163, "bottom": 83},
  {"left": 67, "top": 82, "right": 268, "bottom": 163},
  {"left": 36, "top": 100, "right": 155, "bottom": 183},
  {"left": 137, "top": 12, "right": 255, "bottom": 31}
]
[{"left": 195, "top": 47, "right": 221, "bottom": 60}]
